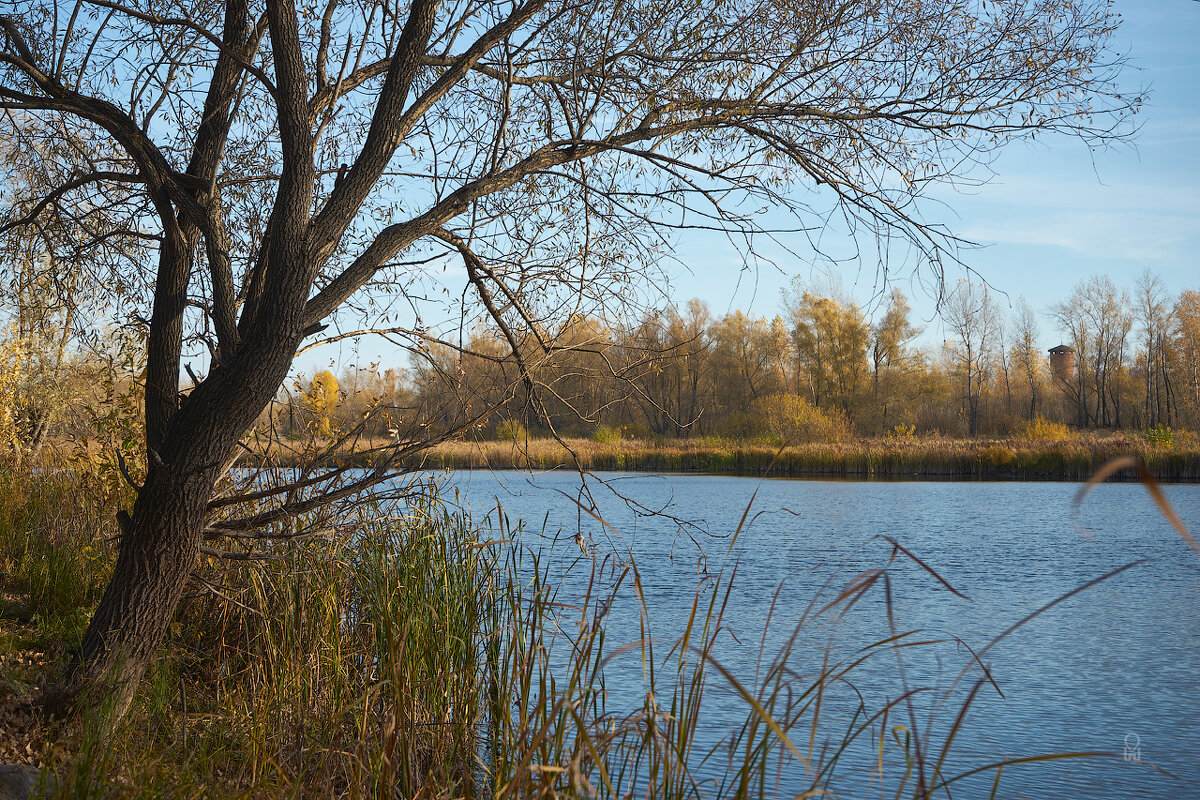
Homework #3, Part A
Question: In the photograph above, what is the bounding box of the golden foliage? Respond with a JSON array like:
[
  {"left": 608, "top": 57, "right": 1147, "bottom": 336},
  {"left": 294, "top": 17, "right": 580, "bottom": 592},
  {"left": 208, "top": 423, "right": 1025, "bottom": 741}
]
[
  {"left": 591, "top": 424, "right": 625, "bottom": 443},
  {"left": 0, "top": 331, "right": 58, "bottom": 463},
  {"left": 1145, "top": 423, "right": 1175, "bottom": 450},
  {"left": 750, "top": 392, "right": 851, "bottom": 444},
  {"left": 1018, "top": 415, "right": 1074, "bottom": 443},
  {"left": 496, "top": 419, "right": 527, "bottom": 442},
  {"left": 0, "top": 335, "right": 22, "bottom": 458},
  {"left": 302, "top": 369, "right": 341, "bottom": 436}
]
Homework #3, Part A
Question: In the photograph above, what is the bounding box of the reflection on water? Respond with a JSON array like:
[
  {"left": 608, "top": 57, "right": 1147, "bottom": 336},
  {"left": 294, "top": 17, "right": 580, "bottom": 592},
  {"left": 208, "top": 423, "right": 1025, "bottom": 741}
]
[{"left": 444, "top": 471, "right": 1200, "bottom": 798}]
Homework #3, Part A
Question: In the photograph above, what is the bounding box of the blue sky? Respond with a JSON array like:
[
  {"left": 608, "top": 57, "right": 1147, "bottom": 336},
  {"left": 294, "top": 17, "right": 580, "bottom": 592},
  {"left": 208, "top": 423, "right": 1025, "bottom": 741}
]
[
  {"left": 676, "top": 0, "right": 1199, "bottom": 343},
  {"left": 302, "top": 1, "right": 1199, "bottom": 375}
]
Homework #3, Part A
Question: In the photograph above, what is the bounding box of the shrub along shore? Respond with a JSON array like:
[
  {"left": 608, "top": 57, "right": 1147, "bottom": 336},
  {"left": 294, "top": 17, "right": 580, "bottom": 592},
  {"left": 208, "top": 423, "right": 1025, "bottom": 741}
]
[{"left": 251, "top": 433, "right": 1200, "bottom": 482}]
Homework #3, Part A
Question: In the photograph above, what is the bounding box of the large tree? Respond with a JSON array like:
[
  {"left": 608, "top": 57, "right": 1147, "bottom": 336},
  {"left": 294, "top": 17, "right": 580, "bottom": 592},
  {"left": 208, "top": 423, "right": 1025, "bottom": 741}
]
[
  {"left": 0, "top": 0, "right": 1136, "bottom": 710},
  {"left": 869, "top": 286, "right": 920, "bottom": 431}
]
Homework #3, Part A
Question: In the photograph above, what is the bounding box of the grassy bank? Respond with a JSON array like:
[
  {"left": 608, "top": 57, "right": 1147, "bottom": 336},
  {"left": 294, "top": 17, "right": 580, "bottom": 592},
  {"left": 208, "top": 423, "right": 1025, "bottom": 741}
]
[
  {"left": 0, "top": 465, "right": 1129, "bottom": 797},
  {"left": 253, "top": 432, "right": 1200, "bottom": 481}
]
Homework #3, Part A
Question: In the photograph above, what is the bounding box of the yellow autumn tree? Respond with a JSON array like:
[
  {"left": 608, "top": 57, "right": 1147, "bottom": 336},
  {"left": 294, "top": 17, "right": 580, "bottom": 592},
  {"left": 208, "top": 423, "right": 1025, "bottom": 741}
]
[
  {"left": 0, "top": 334, "right": 23, "bottom": 460},
  {"left": 303, "top": 370, "right": 341, "bottom": 437},
  {"left": 0, "top": 327, "right": 72, "bottom": 463}
]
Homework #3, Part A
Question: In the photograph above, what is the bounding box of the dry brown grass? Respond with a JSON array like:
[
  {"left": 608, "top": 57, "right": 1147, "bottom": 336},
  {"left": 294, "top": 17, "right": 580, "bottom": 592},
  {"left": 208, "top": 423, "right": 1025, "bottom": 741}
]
[
  {"left": 420, "top": 432, "right": 1200, "bottom": 480},
  {"left": 237, "top": 429, "right": 1200, "bottom": 480}
]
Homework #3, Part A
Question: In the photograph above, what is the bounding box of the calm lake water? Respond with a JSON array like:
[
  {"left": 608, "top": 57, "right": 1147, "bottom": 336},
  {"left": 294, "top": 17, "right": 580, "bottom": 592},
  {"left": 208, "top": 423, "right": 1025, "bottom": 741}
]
[{"left": 442, "top": 471, "right": 1200, "bottom": 799}]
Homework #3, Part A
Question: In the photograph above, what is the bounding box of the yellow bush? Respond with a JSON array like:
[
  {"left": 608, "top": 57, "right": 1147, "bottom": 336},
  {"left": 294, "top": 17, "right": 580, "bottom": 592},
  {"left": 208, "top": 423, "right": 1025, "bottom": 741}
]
[
  {"left": 750, "top": 393, "right": 850, "bottom": 444},
  {"left": 591, "top": 424, "right": 623, "bottom": 443},
  {"left": 0, "top": 334, "right": 28, "bottom": 458},
  {"left": 1145, "top": 423, "right": 1174, "bottom": 450},
  {"left": 1019, "top": 415, "right": 1073, "bottom": 443},
  {"left": 496, "top": 419, "right": 527, "bottom": 441}
]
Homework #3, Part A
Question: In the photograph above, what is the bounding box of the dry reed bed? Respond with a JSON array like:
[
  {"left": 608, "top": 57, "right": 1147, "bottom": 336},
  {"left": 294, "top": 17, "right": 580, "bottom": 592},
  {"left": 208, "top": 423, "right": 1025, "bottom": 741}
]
[{"left": 252, "top": 435, "right": 1200, "bottom": 481}]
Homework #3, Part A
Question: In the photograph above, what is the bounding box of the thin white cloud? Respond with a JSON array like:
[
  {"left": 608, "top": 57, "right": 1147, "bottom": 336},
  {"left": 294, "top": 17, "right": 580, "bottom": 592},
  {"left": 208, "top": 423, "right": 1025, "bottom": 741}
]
[
  {"left": 976, "top": 165, "right": 1193, "bottom": 204},
  {"left": 961, "top": 208, "right": 1200, "bottom": 262}
]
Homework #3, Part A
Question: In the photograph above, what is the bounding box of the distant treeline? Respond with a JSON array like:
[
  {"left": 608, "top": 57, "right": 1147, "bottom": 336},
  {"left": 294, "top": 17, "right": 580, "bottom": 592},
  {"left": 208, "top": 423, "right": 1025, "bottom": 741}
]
[{"left": 276, "top": 271, "right": 1200, "bottom": 444}]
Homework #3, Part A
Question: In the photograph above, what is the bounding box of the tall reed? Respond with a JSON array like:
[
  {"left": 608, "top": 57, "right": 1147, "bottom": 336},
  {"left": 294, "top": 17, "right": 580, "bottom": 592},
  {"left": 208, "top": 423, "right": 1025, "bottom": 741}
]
[{"left": 471, "top": 513, "right": 1087, "bottom": 799}]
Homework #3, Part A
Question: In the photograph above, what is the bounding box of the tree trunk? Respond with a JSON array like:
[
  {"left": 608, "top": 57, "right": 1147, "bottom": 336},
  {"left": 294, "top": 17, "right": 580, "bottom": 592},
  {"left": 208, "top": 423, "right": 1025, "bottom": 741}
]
[
  {"left": 65, "top": 322, "right": 302, "bottom": 715},
  {"left": 66, "top": 458, "right": 217, "bottom": 716}
]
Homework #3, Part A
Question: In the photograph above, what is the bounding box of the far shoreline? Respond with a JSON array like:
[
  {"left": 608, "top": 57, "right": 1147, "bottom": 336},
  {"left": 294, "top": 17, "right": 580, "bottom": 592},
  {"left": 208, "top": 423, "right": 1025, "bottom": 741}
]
[{"left": 247, "top": 434, "right": 1200, "bottom": 483}]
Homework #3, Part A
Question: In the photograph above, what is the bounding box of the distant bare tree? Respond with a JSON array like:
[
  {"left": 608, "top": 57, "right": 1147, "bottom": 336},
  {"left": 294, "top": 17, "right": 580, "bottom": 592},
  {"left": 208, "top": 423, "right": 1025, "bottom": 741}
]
[
  {"left": 1173, "top": 290, "right": 1200, "bottom": 430},
  {"left": 709, "top": 311, "right": 788, "bottom": 420},
  {"left": 1010, "top": 298, "right": 1043, "bottom": 421},
  {"left": 618, "top": 301, "right": 712, "bottom": 437},
  {"left": 943, "top": 280, "right": 998, "bottom": 436},
  {"left": 1135, "top": 269, "right": 1175, "bottom": 428},
  {"left": 1053, "top": 276, "right": 1132, "bottom": 428}
]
